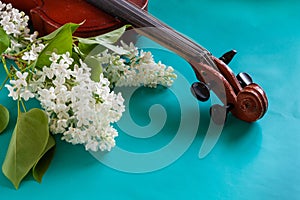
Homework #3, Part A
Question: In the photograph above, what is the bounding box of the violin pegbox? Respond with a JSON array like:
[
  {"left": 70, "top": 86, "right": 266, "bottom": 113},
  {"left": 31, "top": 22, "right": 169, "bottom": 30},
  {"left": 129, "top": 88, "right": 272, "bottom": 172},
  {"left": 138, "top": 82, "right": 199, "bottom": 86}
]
[
  {"left": 190, "top": 50, "right": 238, "bottom": 104},
  {"left": 190, "top": 50, "right": 268, "bottom": 124}
]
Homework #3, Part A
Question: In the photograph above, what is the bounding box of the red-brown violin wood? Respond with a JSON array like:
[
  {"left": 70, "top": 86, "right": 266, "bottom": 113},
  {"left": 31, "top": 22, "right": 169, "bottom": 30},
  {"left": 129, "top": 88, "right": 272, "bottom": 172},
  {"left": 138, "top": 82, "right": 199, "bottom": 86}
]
[{"left": 2, "top": 0, "right": 148, "bottom": 37}]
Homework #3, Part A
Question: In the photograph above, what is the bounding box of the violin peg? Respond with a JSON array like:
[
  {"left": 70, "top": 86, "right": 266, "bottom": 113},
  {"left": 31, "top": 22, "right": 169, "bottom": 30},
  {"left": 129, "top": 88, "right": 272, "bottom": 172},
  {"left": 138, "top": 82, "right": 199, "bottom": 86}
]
[
  {"left": 210, "top": 104, "right": 233, "bottom": 125},
  {"left": 190, "top": 82, "right": 210, "bottom": 102},
  {"left": 219, "top": 50, "right": 237, "bottom": 64},
  {"left": 236, "top": 72, "right": 253, "bottom": 88}
]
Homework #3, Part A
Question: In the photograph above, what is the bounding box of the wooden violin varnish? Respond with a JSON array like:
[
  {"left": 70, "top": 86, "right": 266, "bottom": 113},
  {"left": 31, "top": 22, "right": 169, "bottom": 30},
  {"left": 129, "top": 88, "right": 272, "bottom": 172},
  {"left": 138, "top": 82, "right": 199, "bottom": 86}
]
[{"left": 1, "top": 0, "right": 148, "bottom": 37}]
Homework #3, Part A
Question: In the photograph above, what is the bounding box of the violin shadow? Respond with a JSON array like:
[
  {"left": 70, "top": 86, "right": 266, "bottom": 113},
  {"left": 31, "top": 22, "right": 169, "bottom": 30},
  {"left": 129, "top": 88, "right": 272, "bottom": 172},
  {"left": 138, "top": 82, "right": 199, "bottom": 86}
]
[
  {"left": 218, "top": 116, "right": 263, "bottom": 164},
  {"left": 195, "top": 108, "right": 263, "bottom": 163},
  {"left": 224, "top": 115, "right": 262, "bottom": 143}
]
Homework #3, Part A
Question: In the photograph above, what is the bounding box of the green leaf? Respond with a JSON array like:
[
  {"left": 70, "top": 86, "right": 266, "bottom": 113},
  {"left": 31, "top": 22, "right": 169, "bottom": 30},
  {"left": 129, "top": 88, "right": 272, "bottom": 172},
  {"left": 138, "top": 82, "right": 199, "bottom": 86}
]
[
  {"left": 78, "top": 42, "right": 99, "bottom": 55},
  {"left": 2, "top": 108, "right": 50, "bottom": 189},
  {"left": 35, "top": 23, "right": 80, "bottom": 68},
  {"left": 41, "top": 22, "right": 80, "bottom": 41},
  {"left": 84, "top": 57, "right": 103, "bottom": 82},
  {"left": 94, "top": 25, "right": 130, "bottom": 44},
  {"left": 0, "top": 104, "right": 9, "bottom": 134},
  {"left": 86, "top": 25, "right": 129, "bottom": 44},
  {"left": 78, "top": 37, "right": 128, "bottom": 55},
  {"left": 0, "top": 27, "right": 10, "bottom": 54},
  {"left": 32, "top": 134, "right": 56, "bottom": 183},
  {"left": 101, "top": 42, "right": 129, "bottom": 55},
  {"left": 78, "top": 25, "right": 130, "bottom": 55}
]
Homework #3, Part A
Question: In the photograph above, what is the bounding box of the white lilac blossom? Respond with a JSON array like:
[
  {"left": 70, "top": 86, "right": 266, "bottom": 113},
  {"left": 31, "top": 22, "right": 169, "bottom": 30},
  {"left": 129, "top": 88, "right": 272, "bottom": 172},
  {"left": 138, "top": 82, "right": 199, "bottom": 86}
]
[
  {"left": 4, "top": 47, "right": 176, "bottom": 152},
  {"left": 5, "top": 71, "right": 34, "bottom": 101},
  {"left": 1, "top": 1, "right": 176, "bottom": 152},
  {"left": 98, "top": 41, "right": 177, "bottom": 88},
  {"left": 4, "top": 46, "right": 176, "bottom": 151},
  {"left": 21, "top": 43, "right": 45, "bottom": 63},
  {"left": 31, "top": 52, "right": 125, "bottom": 151},
  {"left": 0, "top": 1, "right": 178, "bottom": 188},
  {"left": 0, "top": 1, "right": 38, "bottom": 52}
]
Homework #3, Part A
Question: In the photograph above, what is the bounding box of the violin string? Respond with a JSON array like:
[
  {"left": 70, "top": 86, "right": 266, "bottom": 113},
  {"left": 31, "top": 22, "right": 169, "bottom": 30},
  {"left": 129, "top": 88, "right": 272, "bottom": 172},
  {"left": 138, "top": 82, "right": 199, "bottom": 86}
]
[
  {"left": 87, "top": 0, "right": 217, "bottom": 69},
  {"left": 117, "top": 0, "right": 217, "bottom": 68}
]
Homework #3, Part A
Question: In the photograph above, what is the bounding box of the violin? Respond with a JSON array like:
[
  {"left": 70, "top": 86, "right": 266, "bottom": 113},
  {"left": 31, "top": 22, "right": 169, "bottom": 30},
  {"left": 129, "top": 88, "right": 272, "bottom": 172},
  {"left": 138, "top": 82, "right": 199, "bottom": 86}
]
[
  {"left": 3, "top": 0, "right": 268, "bottom": 124},
  {"left": 86, "top": 0, "right": 268, "bottom": 124}
]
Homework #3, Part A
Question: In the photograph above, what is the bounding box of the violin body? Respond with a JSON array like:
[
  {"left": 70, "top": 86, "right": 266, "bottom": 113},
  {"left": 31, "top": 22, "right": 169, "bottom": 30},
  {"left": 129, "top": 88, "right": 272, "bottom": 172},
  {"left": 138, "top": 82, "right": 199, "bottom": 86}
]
[{"left": 2, "top": 0, "right": 148, "bottom": 37}]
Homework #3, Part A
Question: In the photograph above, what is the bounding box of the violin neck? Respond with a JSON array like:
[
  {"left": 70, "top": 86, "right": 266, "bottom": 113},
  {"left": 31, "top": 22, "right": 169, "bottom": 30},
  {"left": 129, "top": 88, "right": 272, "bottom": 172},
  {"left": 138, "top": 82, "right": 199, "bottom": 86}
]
[{"left": 86, "top": 0, "right": 215, "bottom": 67}]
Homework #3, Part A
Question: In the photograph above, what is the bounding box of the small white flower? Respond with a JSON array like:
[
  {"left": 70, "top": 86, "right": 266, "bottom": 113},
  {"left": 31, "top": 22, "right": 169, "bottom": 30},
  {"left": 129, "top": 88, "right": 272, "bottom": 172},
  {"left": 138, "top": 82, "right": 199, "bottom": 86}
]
[
  {"left": 6, "top": 3, "right": 12, "bottom": 10},
  {"left": 38, "top": 87, "right": 56, "bottom": 103},
  {"left": 49, "top": 52, "right": 60, "bottom": 63},
  {"left": 20, "top": 89, "right": 34, "bottom": 101},
  {"left": 22, "top": 51, "right": 36, "bottom": 62},
  {"left": 0, "top": 2, "right": 6, "bottom": 10},
  {"left": 61, "top": 51, "right": 73, "bottom": 65},
  {"left": 5, "top": 84, "right": 18, "bottom": 100},
  {"left": 5, "top": 71, "right": 34, "bottom": 101},
  {"left": 21, "top": 43, "right": 45, "bottom": 63},
  {"left": 85, "top": 140, "right": 99, "bottom": 151},
  {"left": 24, "top": 31, "right": 38, "bottom": 42},
  {"left": 42, "top": 66, "right": 55, "bottom": 79},
  {"left": 15, "top": 71, "right": 28, "bottom": 87}
]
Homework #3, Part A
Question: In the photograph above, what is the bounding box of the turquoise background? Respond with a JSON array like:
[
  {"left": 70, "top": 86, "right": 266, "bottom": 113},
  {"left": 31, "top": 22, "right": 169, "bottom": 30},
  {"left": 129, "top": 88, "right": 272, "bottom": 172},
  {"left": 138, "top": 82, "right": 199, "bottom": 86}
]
[{"left": 1, "top": 0, "right": 300, "bottom": 199}]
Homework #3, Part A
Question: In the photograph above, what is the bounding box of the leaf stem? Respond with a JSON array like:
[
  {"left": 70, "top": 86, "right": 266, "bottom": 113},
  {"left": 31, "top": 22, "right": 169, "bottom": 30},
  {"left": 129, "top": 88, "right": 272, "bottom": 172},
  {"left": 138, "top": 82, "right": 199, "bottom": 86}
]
[
  {"left": 17, "top": 99, "right": 21, "bottom": 117},
  {"left": 0, "top": 75, "right": 9, "bottom": 90},
  {"left": 20, "top": 99, "right": 27, "bottom": 113},
  {"left": 1, "top": 56, "right": 11, "bottom": 79}
]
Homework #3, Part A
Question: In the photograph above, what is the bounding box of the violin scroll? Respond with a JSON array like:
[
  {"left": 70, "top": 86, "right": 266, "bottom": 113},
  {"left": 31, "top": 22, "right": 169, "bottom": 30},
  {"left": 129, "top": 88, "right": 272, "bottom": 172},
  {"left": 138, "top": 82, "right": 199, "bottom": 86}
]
[{"left": 232, "top": 83, "right": 268, "bottom": 122}]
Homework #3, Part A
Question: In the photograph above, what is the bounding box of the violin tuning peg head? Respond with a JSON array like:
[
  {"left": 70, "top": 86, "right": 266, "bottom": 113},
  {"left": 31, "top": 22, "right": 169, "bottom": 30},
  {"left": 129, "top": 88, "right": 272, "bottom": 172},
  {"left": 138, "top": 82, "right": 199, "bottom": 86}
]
[
  {"left": 190, "top": 81, "right": 210, "bottom": 102},
  {"left": 210, "top": 104, "right": 233, "bottom": 125},
  {"left": 236, "top": 72, "right": 253, "bottom": 88},
  {"left": 219, "top": 50, "right": 237, "bottom": 64}
]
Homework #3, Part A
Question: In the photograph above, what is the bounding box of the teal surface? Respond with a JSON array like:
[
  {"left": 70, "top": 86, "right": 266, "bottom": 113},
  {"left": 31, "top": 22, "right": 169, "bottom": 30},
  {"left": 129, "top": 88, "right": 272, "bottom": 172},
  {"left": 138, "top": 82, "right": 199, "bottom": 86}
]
[{"left": 1, "top": 0, "right": 300, "bottom": 199}]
